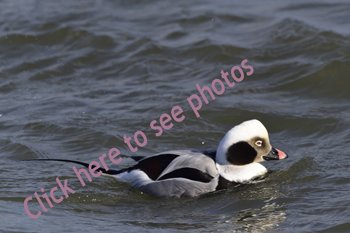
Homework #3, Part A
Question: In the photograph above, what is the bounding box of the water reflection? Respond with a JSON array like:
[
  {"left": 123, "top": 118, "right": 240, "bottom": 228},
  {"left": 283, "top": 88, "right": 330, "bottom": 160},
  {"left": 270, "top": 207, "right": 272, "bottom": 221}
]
[{"left": 232, "top": 202, "right": 287, "bottom": 232}]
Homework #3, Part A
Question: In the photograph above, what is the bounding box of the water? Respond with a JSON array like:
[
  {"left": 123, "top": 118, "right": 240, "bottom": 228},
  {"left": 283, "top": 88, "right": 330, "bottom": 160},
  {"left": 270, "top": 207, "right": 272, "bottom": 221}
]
[{"left": 1, "top": 0, "right": 350, "bottom": 232}]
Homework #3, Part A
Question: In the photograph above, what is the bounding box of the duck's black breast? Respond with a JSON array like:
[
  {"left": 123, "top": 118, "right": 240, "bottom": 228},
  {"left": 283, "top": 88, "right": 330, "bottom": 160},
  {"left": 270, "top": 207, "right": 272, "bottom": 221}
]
[{"left": 216, "top": 176, "right": 239, "bottom": 190}]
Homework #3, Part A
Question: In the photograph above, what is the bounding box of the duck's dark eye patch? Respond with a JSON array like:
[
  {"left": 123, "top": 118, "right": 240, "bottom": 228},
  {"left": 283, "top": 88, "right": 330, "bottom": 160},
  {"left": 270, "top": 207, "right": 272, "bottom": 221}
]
[{"left": 226, "top": 141, "right": 257, "bottom": 165}]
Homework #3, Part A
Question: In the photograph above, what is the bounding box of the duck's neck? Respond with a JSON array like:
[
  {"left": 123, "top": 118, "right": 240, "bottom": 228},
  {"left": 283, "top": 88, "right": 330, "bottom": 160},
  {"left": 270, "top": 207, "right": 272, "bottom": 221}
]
[{"left": 216, "top": 163, "right": 267, "bottom": 183}]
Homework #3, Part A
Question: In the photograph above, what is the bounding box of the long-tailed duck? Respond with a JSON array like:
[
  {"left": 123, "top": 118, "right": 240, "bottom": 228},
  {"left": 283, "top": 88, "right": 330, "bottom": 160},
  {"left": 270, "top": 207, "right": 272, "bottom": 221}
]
[{"left": 29, "top": 119, "right": 288, "bottom": 198}]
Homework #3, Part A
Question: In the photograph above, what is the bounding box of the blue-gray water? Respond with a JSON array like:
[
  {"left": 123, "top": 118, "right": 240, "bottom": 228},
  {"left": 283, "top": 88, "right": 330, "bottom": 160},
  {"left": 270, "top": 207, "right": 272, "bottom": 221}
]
[{"left": 1, "top": 0, "right": 350, "bottom": 232}]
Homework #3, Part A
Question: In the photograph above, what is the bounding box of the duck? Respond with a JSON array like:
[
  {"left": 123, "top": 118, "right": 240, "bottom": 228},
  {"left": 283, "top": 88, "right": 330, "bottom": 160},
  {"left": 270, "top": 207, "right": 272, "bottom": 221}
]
[{"left": 29, "top": 119, "right": 288, "bottom": 198}]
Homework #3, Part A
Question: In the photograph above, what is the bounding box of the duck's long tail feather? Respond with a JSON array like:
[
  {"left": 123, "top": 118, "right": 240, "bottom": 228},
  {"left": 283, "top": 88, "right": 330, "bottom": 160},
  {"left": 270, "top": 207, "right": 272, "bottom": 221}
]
[{"left": 23, "top": 159, "right": 123, "bottom": 175}]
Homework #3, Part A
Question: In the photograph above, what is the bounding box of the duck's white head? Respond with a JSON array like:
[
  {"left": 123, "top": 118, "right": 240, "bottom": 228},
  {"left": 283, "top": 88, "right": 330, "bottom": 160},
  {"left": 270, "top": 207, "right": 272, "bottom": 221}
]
[{"left": 216, "top": 119, "right": 287, "bottom": 166}]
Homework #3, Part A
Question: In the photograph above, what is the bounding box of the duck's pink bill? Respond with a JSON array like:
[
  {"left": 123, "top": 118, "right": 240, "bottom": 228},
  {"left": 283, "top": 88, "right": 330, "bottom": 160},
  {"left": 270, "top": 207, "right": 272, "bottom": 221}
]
[{"left": 275, "top": 148, "right": 288, "bottom": 160}]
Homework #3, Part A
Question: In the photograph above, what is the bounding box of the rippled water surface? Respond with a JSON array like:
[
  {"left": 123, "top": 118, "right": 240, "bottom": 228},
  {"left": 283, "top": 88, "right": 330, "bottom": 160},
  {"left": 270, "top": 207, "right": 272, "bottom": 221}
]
[{"left": 1, "top": 0, "right": 350, "bottom": 232}]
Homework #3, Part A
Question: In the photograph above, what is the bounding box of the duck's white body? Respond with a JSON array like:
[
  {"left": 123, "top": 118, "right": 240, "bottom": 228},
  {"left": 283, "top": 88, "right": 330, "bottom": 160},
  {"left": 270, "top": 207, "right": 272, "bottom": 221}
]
[
  {"left": 114, "top": 150, "right": 219, "bottom": 198},
  {"left": 108, "top": 119, "right": 287, "bottom": 198}
]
